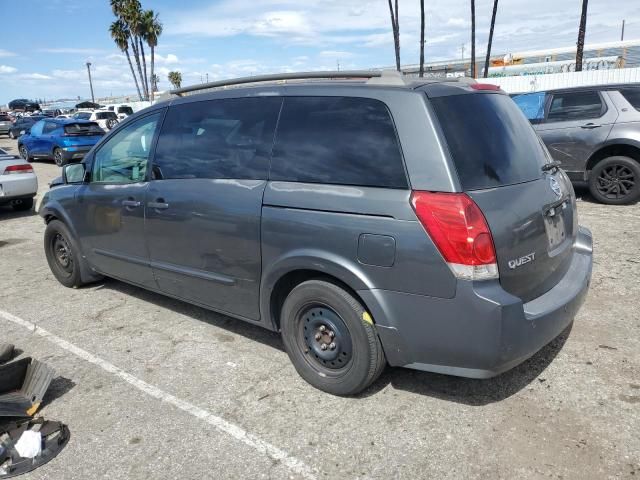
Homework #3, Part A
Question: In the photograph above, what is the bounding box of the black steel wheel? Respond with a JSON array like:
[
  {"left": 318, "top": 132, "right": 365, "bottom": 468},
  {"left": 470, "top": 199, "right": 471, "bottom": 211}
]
[
  {"left": 53, "top": 148, "right": 65, "bottom": 167},
  {"left": 589, "top": 156, "right": 640, "bottom": 205},
  {"left": 44, "top": 220, "right": 84, "bottom": 287},
  {"left": 281, "top": 280, "right": 386, "bottom": 395}
]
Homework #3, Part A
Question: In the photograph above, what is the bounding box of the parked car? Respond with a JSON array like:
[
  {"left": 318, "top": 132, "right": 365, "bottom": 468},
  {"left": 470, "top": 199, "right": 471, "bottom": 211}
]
[
  {"left": 8, "top": 116, "right": 44, "bottom": 139},
  {"left": 512, "top": 84, "right": 640, "bottom": 204},
  {"left": 101, "top": 104, "right": 134, "bottom": 120},
  {"left": 18, "top": 118, "right": 104, "bottom": 166},
  {"left": 0, "top": 113, "right": 12, "bottom": 136},
  {"left": 0, "top": 148, "right": 38, "bottom": 211},
  {"left": 41, "top": 109, "right": 62, "bottom": 118},
  {"left": 8, "top": 99, "right": 41, "bottom": 112},
  {"left": 39, "top": 72, "right": 593, "bottom": 395},
  {"left": 73, "top": 110, "right": 119, "bottom": 131}
]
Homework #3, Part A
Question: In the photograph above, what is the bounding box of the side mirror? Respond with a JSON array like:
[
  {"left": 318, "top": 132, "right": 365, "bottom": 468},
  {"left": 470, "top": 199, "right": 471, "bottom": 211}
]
[{"left": 62, "top": 163, "right": 87, "bottom": 184}]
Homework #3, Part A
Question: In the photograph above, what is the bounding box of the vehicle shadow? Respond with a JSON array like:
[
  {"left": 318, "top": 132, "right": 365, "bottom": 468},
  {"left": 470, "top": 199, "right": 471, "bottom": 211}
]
[
  {"left": 573, "top": 183, "right": 639, "bottom": 205},
  {"left": 100, "top": 279, "right": 571, "bottom": 405},
  {"left": 0, "top": 205, "right": 35, "bottom": 219}
]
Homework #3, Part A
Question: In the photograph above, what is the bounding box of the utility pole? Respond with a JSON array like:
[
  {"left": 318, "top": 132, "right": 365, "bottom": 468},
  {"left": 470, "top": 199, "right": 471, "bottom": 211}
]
[
  {"left": 206, "top": 73, "right": 209, "bottom": 83},
  {"left": 461, "top": 43, "right": 465, "bottom": 61},
  {"left": 85, "top": 62, "right": 95, "bottom": 103},
  {"left": 575, "top": 0, "right": 588, "bottom": 72},
  {"left": 336, "top": 59, "right": 340, "bottom": 71},
  {"left": 621, "top": 19, "right": 625, "bottom": 41}
]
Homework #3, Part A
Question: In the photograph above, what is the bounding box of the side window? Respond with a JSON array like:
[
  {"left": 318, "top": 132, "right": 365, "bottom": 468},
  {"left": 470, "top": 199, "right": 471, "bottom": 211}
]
[
  {"left": 30, "top": 120, "right": 44, "bottom": 136},
  {"left": 42, "top": 121, "right": 57, "bottom": 134},
  {"left": 512, "top": 92, "right": 546, "bottom": 123},
  {"left": 92, "top": 112, "right": 161, "bottom": 184},
  {"left": 619, "top": 88, "right": 640, "bottom": 111},
  {"left": 153, "top": 97, "right": 281, "bottom": 180},
  {"left": 270, "top": 97, "right": 407, "bottom": 188},
  {"left": 547, "top": 91, "right": 604, "bottom": 122}
]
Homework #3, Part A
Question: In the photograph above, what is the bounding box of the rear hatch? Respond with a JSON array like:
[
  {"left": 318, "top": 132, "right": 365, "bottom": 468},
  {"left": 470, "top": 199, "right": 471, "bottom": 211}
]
[
  {"left": 431, "top": 89, "right": 577, "bottom": 302},
  {"left": 61, "top": 122, "right": 104, "bottom": 148}
]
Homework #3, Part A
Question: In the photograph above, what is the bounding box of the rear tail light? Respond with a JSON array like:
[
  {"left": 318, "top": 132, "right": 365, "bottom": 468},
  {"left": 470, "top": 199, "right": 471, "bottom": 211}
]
[
  {"left": 3, "top": 164, "right": 34, "bottom": 175},
  {"left": 410, "top": 191, "right": 498, "bottom": 281},
  {"left": 470, "top": 83, "right": 502, "bottom": 91}
]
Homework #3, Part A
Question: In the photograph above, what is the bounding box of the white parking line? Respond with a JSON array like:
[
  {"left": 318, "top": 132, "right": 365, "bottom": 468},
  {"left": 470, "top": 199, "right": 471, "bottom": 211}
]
[{"left": 0, "top": 309, "right": 317, "bottom": 480}]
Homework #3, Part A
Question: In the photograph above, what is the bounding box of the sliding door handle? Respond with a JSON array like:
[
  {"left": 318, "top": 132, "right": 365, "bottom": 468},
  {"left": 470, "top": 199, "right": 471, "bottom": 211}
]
[
  {"left": 122, "top": 199, "right": 141, "bottom": 208},
  {"left": 148, "top": 201, "right": 169, "bottom": 210}
]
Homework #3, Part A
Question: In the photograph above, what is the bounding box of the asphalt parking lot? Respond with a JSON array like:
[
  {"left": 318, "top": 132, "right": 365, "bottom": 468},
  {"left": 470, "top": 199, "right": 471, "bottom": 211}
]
[{"left": 0, "top": 135, "right": 638, "bottom": 479}]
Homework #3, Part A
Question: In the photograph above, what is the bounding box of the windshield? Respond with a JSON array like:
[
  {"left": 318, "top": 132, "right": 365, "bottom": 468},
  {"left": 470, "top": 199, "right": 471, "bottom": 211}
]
[
  {"left": 431, "top": 93, "right": 546, "bottom": 190},
  {"left": 117, "top": 106, "right": 134, "bottom": 115},
  {"left": 64, "top": 122, "right": 104, "bottom": 135}
]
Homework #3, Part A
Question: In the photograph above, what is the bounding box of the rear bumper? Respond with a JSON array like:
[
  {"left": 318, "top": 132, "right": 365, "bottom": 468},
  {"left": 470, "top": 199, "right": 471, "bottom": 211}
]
[
  {"left": 60, "top": 147, "right": 91, "bottom": 161},
  {"left": 359, "top": 226, "right": 593, "bottom": 378},
  {"left": 0, "top": 174, "right": 38, "bottom": 204}
]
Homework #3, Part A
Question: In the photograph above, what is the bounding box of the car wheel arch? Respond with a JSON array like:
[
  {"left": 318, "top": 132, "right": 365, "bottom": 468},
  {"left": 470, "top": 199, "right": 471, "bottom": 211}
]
[
  {"left": 586, "top": 141, "right": 640, "bottom": 175},
  {"left": 260, "top": 252, "right": 378, "bottom": 332}
]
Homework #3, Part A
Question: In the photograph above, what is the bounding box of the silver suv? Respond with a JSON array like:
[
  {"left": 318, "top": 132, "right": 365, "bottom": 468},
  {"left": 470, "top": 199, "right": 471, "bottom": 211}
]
[
  {"left": 513, "top": 84, "right": 640, "bottom": 204},
  {"left": 40, "top": 72, "right": 593, "bottom": 395}
]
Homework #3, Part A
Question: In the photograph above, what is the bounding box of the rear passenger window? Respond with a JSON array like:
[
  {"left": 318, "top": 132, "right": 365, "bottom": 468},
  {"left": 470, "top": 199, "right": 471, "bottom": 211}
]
[
  {"left": 547, "top": 91, "right": 604, "bottom": 122},
  {"left": 153, "top": 97, "right": 281, "bottom": 180},
  {"left": 270, "top": 97, "right": 407, "bottom": 188},
  {"left": 620, "top": 88, "right": 640, "bottom": 111},
  {"left": 43, "top": 122, "right": 57, "bottom": 134}
]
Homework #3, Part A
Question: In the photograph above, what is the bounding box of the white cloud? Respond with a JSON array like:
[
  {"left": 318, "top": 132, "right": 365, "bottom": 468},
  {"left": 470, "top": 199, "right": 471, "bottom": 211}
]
[
  {"left": 0, "top": 49, "right": 17, "bottom": 58},
  {"left": 0, "top": 65, "right": 17, "bottom": 74},
  {"left": 155, "top": 53, "right": 179, "bottom": 65},
  {"left": 319, "top": 50, "right": 355, "bottom": 58},
  {"left": 38, "top": 48, "right": 106, "bottom": 55},
  {"left": 446, "top": 17, "right": 467, "bottom": 27},
  {"left": 18, "top": 73, "right": 53, "bottom": 80}
]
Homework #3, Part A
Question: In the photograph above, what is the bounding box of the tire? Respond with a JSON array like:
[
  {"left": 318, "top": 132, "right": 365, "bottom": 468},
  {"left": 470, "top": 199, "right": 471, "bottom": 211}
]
[
  {"left": 53, "top": 148, "right": 66, "bottom": 167},
  {"left": 44, "top": 220, "right": 89, "bottom": 288},
  {"left": 19, "top": 144, "right": 31, "bottom": 161},
  {"left": 9, "top": 130, "right": 16, "bottom": 139},
  {"left": 11, "top": 198, "right": 33, "bottom": 211},
  {"left": 280, "top": 280, "right": 386, "bottom": 396},
  {"left": 588, "top": 156, "right": 640, "bottom": 205}
]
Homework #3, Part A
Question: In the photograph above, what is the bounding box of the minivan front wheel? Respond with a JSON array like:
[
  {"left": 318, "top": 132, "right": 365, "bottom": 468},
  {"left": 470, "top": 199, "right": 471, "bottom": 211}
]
[
  {"left": 281, "top": 280, "right": 386, "bottom": 395},
  {"left": 44, "top": 220, "right": 86, "bottom": 288},
  {"left": 589, "top": 156, "right": 640, "bottom": 205}
]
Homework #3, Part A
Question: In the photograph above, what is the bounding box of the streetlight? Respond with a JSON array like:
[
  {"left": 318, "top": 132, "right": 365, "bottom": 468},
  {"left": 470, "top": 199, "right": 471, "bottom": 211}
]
[{"left": 86, "top": 62, "right": 95, "bottom": 103}]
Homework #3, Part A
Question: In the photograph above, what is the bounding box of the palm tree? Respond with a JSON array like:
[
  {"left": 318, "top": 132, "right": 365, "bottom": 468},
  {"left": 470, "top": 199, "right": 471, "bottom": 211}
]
[
  {"left": 168, "top": 71, "right": 182, "bottom": 90},
  {"left": 110, "top": 19, "right": 143, "bottom": 101},
  {"left": 387, "top": 0, "right": 400, "bottom": 71},
  {"left": 142, "top": 10, "right": 162, "bottom": 100},
  {"left": 483, "top": 0, "right": 499, "bottom": 78},
  {"left": 419, "top": 0, "right": 425, "bottom": 77},
  {"left": 122, "top": 0, "right": 148, "bottom": 100},
  {"left": 152, "top": 73, "right": 160, "bottom": 92},
  {"left": 470, "top": 0, "right": 476, "bottom": 78},
  {"left": 575, "top": 0, "right": 589, "bottom": 71}
]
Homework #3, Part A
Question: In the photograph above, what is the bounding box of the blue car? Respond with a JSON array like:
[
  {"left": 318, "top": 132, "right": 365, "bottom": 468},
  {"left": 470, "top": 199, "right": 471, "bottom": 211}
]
[{"left": 18, "top": 118, "right": 104, "bottom": 167}]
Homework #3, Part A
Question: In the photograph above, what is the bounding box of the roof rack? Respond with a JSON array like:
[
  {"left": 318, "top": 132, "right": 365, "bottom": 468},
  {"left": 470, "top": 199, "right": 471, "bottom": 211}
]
[{"left": 169, "top": 70, "right": 406, "bottom": 96}]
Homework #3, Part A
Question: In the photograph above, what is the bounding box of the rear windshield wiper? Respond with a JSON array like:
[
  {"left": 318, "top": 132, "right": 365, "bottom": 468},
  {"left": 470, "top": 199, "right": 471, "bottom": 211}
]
[{"left": 541, "top": 161, "right": 562, "bottom": 173}]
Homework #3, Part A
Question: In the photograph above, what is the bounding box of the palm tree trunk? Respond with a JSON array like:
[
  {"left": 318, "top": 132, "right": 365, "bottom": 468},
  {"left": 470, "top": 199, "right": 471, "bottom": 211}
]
[
  {"left": 419, "top": 0, "right": 425, "bottom": 77},
  {"left": 150, "top": 46, "right": 155, "bottom": 99},
  {"left": 387, "top": 0, "right": 400, "bottom": 71},
  {"left": 139, "top": 37, "right": 149, "bottom": 100},
  {"left": 125, "top": 48, "right": 143, "bottom": 101},
  {"left": 470, "top": 0, "right": 476, "bottom": 78},
  {"left": 483, "top": 0, "right": 498, "bottom": 78},
  {"left": 130, "top": 36, "right": 147, "bottom": 100},
  {"left": 575, "top": 0, "right": 588, "bottom": 72}
]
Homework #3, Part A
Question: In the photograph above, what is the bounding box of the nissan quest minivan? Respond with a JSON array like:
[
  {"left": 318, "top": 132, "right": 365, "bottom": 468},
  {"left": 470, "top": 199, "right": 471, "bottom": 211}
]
[{"left": 39, "top": 71, "right": 593, "bottom": 395}]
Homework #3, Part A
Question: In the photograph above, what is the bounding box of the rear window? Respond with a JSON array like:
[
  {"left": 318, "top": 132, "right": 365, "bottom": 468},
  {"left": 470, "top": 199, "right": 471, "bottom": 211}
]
[
  {"left": 270, "top": 97, "right": 407, "bottom": 188},
  {"left": 620, "top": 88, "right": 640, "bottom": 111},
  {"left": 117, "top": 106, "right": 134, "bottom": 115},
  {"left": 431, "top": 93, "right": 545, "bottom": 190},
  {"left": 96, "top": 111, "right": 117, "bottom": 120},
  {"left": 64, "top": 122, "right": 104, "bottom": 135}
]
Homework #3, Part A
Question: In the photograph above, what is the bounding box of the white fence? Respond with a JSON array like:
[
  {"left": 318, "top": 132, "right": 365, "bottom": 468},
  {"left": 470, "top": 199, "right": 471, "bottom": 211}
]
[{"left": 482, "top": 67, "right": 640, "bottom": 93}]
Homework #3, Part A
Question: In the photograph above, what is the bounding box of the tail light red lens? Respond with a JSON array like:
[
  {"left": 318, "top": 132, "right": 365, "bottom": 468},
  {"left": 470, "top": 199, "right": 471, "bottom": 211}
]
[
  {"left": 410, "top": 191, "right": 498, "bottom": 280},
  {"left": 3, "top": 164, "right": 34, "bottom": 175},
  {"left": 470, "top": 83, "right": 502, "bottom": 91}
]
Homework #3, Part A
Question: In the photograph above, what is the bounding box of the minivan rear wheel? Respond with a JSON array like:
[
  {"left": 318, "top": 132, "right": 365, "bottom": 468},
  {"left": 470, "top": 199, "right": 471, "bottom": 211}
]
[
  {"left": 53, "top": 148, "right": 65, "bottom": 167},
  {"left": 589, "top": 156, "right": 640, "bottom": 205},
  {"left": 280, "top": 280, "right": 386, "bottom": 395}
]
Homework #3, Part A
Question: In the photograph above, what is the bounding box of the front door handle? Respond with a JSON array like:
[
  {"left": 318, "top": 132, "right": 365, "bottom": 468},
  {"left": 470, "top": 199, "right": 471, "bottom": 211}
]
[
  {"left": 580, "top": 123, "right": 601, "bottom": 129},
  {"left": 148, "top": 200, "right": 169, "bottom": 210},
  {"left": 122, "top": 199, "right": 141, "bottom": 208}
]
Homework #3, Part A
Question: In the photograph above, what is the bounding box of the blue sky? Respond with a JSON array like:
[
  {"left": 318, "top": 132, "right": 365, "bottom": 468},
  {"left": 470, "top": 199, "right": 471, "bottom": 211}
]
[{"left": 1, "top": 0, "right": 639, "bottom": 105}]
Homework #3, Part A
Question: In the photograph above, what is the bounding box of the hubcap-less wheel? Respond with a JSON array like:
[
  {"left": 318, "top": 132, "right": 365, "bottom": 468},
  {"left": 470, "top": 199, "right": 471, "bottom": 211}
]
[
  {"left": 54, "top": 149, "right": 64, "bottom": 166},
  {"left": 9, "top": 131, "right": 15, "bottom": 139},
  {"left": 52, "top": 233, "right": 73, "bottom": 277},
  {"left": 19, "top": 146, "right": 28, "bottom": 160},
  {"left": 298, "top": 305, "right": 353, "bottom": 372},
  {"left": 596, "top": 164, "right": 635, "bottom": 200}
]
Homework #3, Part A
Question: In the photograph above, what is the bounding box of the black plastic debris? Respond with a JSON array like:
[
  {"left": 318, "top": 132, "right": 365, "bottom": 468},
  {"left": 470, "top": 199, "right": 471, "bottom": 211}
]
[
  {"left": 0, "top": 357, "right": 55, "bottom": 417},
  {"left": 0, "top": 417, "right": 70, "bottom": 478}
]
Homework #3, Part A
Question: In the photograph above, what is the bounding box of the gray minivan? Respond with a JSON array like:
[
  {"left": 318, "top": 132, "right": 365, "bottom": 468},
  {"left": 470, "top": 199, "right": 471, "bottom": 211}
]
[{"left": 40, "top": 71, "right": 593, "bottom": 395}]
